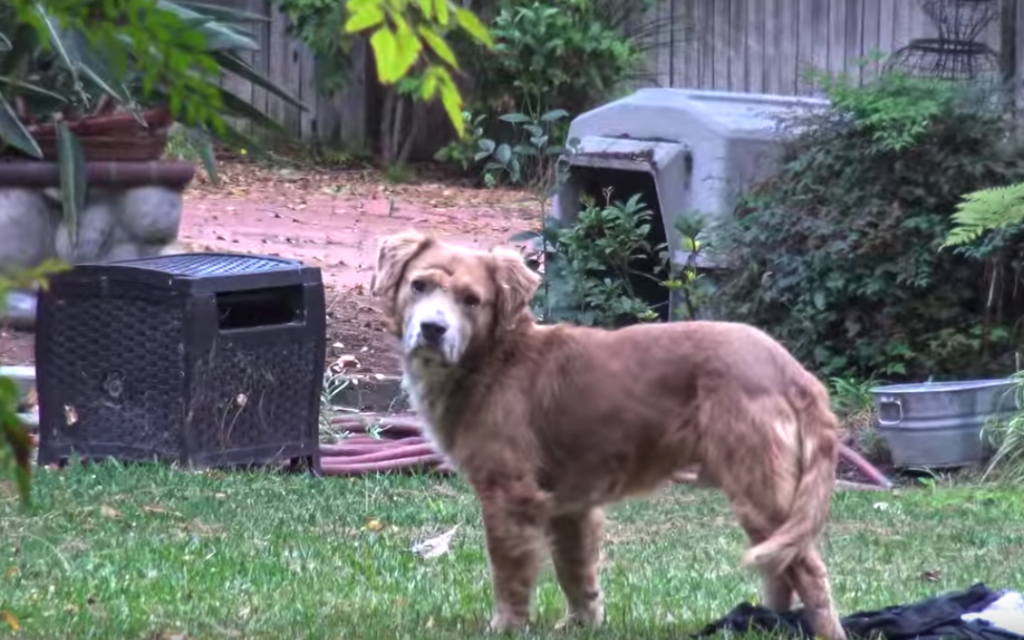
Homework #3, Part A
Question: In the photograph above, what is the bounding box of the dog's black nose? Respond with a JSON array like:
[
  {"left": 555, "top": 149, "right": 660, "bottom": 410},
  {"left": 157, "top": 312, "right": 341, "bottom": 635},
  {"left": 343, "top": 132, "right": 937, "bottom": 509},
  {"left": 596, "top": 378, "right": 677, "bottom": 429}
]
[{"left": 420, "top": 319, "right": 448, "bottom": 343}]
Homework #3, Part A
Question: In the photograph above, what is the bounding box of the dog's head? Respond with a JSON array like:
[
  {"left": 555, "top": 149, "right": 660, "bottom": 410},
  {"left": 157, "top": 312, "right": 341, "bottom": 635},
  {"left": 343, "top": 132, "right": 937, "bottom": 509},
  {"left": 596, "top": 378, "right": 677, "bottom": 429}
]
[{"left": 371, "top": 230, "right": 541, "bottom": 366}]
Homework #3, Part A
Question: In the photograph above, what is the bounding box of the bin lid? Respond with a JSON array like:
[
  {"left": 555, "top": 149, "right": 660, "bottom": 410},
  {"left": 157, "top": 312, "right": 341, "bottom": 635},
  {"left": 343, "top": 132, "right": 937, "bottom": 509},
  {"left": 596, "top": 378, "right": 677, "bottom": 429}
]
[
  {"left": 51, "top": 252, "right": 321, "bottom": 294},
  {"left": 568, "top": 88, "right": 829, "bottom": 143}
]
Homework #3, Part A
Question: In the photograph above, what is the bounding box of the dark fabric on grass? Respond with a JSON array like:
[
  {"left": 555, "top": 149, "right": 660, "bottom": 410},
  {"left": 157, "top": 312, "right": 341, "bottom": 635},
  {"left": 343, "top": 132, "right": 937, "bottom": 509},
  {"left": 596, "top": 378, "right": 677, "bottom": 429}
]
[{"left": 692, "top": 583, "right": 1023, "bottom": 640}]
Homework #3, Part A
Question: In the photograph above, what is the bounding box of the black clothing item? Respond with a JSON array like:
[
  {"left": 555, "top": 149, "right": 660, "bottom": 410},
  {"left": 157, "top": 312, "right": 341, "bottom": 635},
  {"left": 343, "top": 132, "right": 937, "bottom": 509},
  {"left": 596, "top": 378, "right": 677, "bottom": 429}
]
[{"left": 692, "top": 583, "right": 1023, "bottom": 640}]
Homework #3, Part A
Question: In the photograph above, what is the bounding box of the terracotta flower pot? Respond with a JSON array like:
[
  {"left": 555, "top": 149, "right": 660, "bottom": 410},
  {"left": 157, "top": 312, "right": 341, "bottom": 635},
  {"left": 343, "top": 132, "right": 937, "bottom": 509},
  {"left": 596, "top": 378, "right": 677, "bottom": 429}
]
[{"left": 24, "top": 107, "right": 173, "bottom": 162}]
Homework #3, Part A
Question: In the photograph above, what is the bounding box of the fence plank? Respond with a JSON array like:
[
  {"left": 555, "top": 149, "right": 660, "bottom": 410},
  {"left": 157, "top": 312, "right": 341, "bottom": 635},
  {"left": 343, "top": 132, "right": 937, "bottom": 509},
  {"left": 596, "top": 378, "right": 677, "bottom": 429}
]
[
  {"left": 338, "top": 38, "right": 370, "bottom": 151},
  {"left": 266, "top": 5, "right": 288, "bottom": 130},
  {"left": 795, "top": 0, "right": 815, "bottom": 93},
  {"left": 680, "top": 0, "right": 700, "bottom": 88},
  {"left": 845, "top": 0, "right": 863, "bottom": 81},
  {"left": 699, "top": 0, "right": 716, "bottom": 87},
  {"left": 861, "top": 0, "right": 882, "bottom": 82},
  {"left": 298, "top": 43, "right": 317, "bottom": 140},
  {"left": 749, "top": 0, "right": 765, "bottom": 93},
  {"left": 246, "top": 0, "right": 269, "bottom": 120}
]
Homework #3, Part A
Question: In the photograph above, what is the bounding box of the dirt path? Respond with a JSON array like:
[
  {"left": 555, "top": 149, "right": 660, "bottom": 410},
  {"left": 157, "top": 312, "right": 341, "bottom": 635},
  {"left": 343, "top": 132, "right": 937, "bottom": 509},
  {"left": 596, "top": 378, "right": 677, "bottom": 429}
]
[{"left": 1, "top": 162, "right": 540, "bottom": 375}]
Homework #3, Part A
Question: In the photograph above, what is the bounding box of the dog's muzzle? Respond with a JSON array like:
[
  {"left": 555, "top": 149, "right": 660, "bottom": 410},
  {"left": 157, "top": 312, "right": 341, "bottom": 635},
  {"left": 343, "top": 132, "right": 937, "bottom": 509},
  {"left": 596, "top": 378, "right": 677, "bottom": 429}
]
[
  {"left": 403, "top": 297, "right": 464, "bottom": 363},
  {"left": 419, "top": 317, "right": 449, "bottom": 347}
]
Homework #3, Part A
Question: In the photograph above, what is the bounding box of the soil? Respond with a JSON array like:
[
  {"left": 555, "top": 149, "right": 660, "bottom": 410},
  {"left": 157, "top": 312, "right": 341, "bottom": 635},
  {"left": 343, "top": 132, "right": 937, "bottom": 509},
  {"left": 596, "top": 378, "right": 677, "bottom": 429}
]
[{"left": 0, "top": 161, "right": 540, "bottom": 375}]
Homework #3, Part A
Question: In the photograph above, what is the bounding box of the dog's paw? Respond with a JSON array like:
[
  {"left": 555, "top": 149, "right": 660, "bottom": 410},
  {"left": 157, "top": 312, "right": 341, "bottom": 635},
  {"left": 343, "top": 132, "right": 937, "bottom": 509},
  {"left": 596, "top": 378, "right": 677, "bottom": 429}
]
[
  {"left": 554, "top": 602, "right": 605, "bottom": 630},
  {"left": 488, "top": 613, "right": 529, "bottom": 634}
]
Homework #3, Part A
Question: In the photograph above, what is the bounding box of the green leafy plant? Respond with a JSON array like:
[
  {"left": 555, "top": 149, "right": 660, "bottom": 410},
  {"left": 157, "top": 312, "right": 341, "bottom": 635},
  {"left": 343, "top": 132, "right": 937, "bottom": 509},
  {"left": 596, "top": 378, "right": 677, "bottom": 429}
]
[
  {"left": 477, "top": 108, "right": 569, "bottom": 187},
  {"left": 433, "top": 109, "right": 486, "bottom": 172},
  {"left": 713, "top": 64, "right": 1024, "bottom": 381},
  {"left": 661, "top": 214, "right": 717, "bottom": 320},
  {"left": 470, "top": 0, "right": 651, "bottom": 120},
  {"left": 980, "top": 371, "right": 1024, "bottom": 485},
  {"left": 828, "top": 377, "right": 879, "bottom": 417},
  {"left": 0, "top": 258, "right": 69, "bottom": 504},
  {"left": 432, "top": 0, "right": 658, "bottom": 179},
  {"left": 0, "top": 0, "right": 302, "bottom": 154},
  {"left": 342, "top": 0, "right": 494, "bottom": 137},
  {"left": 513, "top": 189, "right": 667, "bottom": 327},
  {"left": 944, "top": 182, "right": 1024, "bottom": 248}
]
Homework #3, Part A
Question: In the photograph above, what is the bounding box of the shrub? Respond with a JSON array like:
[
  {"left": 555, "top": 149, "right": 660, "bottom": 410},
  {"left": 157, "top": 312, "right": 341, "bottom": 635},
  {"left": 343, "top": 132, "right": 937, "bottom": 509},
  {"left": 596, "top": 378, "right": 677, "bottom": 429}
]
[
  {"left": 510, "top": 188, "right": 718, "bottom": 327},
  {"left": 513, "top": 191, "right": 666, "bottom": 327},
  {"left": 437, "top": 0, "right": 658, "bottom": 183},
  {"left": 713, "top": 68, "right": 1024, "bottom": 381},
  {"left": 475, "top": 0, "right": 651, "bottom": 118}
]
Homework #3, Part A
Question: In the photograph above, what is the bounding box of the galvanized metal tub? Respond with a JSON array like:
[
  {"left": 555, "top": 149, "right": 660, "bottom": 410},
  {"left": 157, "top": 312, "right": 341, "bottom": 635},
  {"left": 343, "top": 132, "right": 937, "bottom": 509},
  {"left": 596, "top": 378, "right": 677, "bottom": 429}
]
[{"left": 870, "top": 378, "right": 1018, "bottom": 469}]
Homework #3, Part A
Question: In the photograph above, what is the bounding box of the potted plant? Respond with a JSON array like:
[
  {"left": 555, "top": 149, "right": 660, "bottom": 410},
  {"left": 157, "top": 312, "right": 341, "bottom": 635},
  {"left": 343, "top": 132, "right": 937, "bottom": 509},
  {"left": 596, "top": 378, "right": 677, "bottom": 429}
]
[{"left": 0, "top": 0, "right": 305, "bottom": 185}]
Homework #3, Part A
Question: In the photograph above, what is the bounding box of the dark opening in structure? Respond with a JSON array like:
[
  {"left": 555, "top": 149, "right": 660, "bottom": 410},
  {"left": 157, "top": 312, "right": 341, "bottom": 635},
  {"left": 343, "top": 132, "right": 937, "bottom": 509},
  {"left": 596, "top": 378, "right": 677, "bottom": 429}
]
[
  {"left": 215, "top": 285, "right": 306, "bottom": 331},
  {"left": 566, "top": 166, "right": 671, "bottom": 322}
]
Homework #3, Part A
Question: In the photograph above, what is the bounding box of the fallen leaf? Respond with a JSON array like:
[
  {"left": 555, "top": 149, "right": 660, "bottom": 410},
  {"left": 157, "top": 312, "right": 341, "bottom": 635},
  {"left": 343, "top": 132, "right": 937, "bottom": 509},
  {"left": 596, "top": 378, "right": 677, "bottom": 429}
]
[
  {"left": 2, "top": 610, "right": 20, "bottom": 632},
  {"left": 143, "top": 504, "right": 181, "bottom": 518},
  {"left": 329, "top": 355, "right": 361, "bottom": 373},
  {"left": 412, "top": 525, "right": 459, "bottom": 559},
  {"left": 100, "top": 505, "right": 120, "bottom": 519}
]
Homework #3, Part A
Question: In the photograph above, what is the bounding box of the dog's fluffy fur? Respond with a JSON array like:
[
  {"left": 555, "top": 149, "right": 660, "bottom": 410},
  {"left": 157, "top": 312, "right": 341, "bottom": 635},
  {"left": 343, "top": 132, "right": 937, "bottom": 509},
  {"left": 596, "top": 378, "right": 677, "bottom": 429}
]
[{"left": 372, "top": 229, "right": 847, "bottom": 640}]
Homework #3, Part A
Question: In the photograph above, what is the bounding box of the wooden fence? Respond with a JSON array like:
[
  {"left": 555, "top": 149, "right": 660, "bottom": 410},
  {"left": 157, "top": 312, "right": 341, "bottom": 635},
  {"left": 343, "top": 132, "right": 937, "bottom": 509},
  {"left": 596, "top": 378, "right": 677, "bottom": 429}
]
[
  {"left": 217, "top": 0, "right": 371, "bottom": 149},
  {"left": 219, "top": 0, "right": 1023, "bottom": 150},
  {"left": 641, "top": 0, "right": 1018, "bottom": 95}
]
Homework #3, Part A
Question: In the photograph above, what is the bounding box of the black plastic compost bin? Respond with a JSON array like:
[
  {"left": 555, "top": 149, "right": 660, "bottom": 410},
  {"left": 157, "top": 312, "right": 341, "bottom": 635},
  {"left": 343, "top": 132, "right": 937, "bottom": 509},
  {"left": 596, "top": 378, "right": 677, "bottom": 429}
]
[{"left": 35, "top": 253, "right": 326, "bottom": 472}]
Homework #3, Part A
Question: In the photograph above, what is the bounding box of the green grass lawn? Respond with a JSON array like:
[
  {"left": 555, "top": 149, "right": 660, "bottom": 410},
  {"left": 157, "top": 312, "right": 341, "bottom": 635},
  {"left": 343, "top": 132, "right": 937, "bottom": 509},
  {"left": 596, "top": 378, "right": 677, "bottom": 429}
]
[{"left": 1, "top": 464, "right": 1023, "bottom": 640}]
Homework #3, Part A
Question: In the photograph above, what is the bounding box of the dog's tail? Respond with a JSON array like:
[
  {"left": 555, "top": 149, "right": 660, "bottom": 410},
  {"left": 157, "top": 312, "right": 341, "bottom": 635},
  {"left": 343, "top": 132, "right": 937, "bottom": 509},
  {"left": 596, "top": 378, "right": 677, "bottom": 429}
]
[{"left": 740, "top": 383, "right": 839, "bottom": 574}]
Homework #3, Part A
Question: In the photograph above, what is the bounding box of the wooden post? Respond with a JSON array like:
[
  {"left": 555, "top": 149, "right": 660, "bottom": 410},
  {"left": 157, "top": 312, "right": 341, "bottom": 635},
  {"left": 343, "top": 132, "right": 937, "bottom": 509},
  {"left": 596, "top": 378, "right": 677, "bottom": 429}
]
[{"left": 1001, "top": 0, "right": 1019, "bottom": 113}]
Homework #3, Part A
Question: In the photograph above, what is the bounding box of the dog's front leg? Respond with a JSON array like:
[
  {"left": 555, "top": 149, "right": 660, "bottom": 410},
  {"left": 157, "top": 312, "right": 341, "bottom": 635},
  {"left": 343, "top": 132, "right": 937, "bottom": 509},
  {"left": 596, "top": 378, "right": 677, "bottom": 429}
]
[
  {"left": 478, "top": 484, "right": 549, "bottom": 632},
  {"left": 550, "top": 507, "right": 606, "bottom": 628}
]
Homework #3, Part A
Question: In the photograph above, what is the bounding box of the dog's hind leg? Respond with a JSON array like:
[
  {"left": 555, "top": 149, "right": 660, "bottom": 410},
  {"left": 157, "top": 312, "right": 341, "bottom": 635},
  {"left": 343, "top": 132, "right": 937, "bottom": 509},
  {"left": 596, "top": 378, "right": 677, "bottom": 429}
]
[
  {"left": 762, "top": 571, "right": 795, "bottom": 611},
  {"left": 787, "top": 548, "right": 846, "bottom": 640},
  {"left": 713, "top": 398, "right": 846, "bottom": 640},
  {"left": 549, "top": 507, "right": 606, "bottom": 628}
]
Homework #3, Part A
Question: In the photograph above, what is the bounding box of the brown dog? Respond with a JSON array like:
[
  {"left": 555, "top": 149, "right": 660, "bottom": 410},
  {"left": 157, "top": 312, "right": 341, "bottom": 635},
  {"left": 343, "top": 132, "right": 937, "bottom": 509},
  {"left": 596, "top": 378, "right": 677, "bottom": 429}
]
[{"left": 371, "top": 229, "right": 847, "bottom": 640}]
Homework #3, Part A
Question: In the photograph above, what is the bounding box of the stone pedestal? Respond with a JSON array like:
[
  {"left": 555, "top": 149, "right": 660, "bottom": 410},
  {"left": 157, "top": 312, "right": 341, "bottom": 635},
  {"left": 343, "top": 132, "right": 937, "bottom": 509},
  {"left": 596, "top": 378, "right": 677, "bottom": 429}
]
[{"left": 0, "top": 161, "right": 195, "bottom": 328}]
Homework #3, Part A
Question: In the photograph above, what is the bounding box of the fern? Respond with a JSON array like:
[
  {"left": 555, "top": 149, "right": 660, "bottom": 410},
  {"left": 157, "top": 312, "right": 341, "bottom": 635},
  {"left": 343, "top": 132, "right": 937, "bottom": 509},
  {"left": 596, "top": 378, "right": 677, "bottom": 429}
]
[{"left": 944, "top": 181, "right": 1024, "bottom": 247}]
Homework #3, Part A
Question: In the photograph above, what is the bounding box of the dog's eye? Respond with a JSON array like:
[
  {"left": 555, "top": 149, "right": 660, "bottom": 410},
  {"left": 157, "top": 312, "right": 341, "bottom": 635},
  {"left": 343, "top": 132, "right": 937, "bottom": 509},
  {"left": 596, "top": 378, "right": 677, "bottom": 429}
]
[
  {"left": 410, "top": 279, "right": 427, "bottom": 293},
  {"left": 463, "top": 293, "right": 481, "bottom": 308}
]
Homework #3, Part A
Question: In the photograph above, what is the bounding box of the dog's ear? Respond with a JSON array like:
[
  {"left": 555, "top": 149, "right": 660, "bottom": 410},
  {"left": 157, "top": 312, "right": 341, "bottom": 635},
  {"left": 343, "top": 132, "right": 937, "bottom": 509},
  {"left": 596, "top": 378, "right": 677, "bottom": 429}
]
[
  {"left": 372, "top": 230, "right": 431, "bottom": 301},
  {"left": 491, "top": 246, "right": 541, "bottom": 327}
]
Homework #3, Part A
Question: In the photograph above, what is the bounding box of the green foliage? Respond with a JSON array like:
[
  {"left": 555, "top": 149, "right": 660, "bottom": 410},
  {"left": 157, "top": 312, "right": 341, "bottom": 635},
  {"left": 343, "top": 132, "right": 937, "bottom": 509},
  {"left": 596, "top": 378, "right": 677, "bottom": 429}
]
[
  {"left": 0, "top": 0, "right": 300, "bottom": 146},
  {"left": 433, "top": 0, "right": 650, "bottom": 178},
  {"left": 432, "top": 109, "right": 487, "bottom": 172},
  {"left": 0, "top": 258, "right": 69, "bottom": 505},
  {"left": 945, "top": 182, "right": 1024, "bottom": 248},
  {"left": 471, "top": 0, "right": 649, "bottom": 119},
  {"left": 164, "top": 123, "right": 218, "bottom": 182},
  {"left": 981, "top": 371, "right": 1024, "bottom": 485},
  {"left": 0, "top": 0, "right": 223, "bottom": 137},
  {"left": 714, "top": 67, "right": 1024, "bottom": 381},
  {"left": 662, "top": 214, "right": 717, "bottom": 320},
  {"left": 512, "top": 191, "right": 667, "bottom": 327},
  {"left": 343, "top": 0, "right": 494, "bottom": 136},
  {"left": 476, "top": 108, "right": 569, "bottom": 187},
  {"left": 828, "top": 377, "right": 879, "bottom": 417}
]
